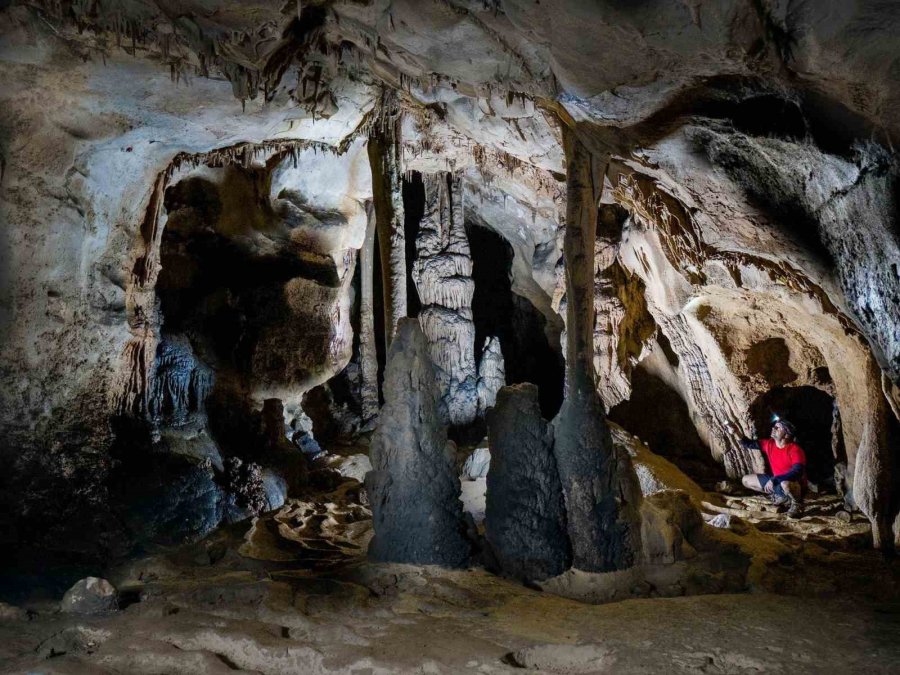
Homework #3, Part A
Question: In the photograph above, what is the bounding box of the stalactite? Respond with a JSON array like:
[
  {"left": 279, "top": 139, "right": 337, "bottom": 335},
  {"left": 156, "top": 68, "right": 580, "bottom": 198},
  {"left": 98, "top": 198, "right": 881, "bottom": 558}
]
[
  {"left": 551, "top": 126, "right": 643, "bottom": 573},
  {"left": 413, "top": 172, "right": 478, "bottom": 426},
  {"left": 359, "top": 201, "right": 380, "bottom": 422},
  {"left": 367, "top": 87, "right": 408, "bottom": 346}
]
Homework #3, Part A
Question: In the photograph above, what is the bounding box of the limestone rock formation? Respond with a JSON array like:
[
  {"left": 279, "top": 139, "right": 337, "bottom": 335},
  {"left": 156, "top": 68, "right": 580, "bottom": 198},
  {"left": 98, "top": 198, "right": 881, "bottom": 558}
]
[
  {"left": 368, "top": 88, "right": 408, "bottom": 347},
  {"left": 365, "top": 319, "right": 470, "bottom": 567},
  {"left": 61, "top": 578, "right": 118, "bottom": 614},
  {"left": 552, "top": 129, "right": 643, "bottom": 573},
  {"left": 485, "top": 384, "right": 570, "bottom": 581},
  {"left": 640, "top": 491, "right": 703, "bottom": 566},
  {"left": 462, "top": 446, "right": 491, "bottom": 481},
  {"left": 477, "top": 336, "right": 506, "bottom": 415},
  {"left": 413, "top": 173, "right": 478, "bottom": 426}
]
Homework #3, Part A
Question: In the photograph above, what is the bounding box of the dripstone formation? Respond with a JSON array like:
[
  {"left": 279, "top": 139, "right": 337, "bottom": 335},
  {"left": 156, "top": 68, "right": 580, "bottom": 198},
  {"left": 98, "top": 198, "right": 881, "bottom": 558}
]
[
  {"left": 365, "top": 319, "right": 470, "bottom": 568},
  {"left": 413, "top": 173, "right": 478, "bottom": 426},
  {"left": 485, "top": 383, "right": 570, "bottom": 581},
  {"left": 552, "top": 130, "right": 644, "bottom": 573}
]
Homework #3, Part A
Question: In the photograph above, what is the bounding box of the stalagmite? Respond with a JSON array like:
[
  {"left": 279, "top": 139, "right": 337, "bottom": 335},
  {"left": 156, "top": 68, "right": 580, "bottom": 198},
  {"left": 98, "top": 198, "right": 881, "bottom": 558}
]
[
  {"left": 365, "top": 319, "right": 470, "bottom": 567},
  {"left": 358, "top": 201, "right": 380, "bottom": 422},
  {"left": 485, "top": 383, "right": 570, "bottom": 581},
  {"left": 367, "top": 88, "right": 407, "bottom": 345},
  {"left": 477, "top": 336, "right": 505, "bottom": 415},
  {"left": 552, "top": 127, "right": 643, "bottom": 572},
  {"left": 413, "top": 173, "right": 478, "bottom": 426}
]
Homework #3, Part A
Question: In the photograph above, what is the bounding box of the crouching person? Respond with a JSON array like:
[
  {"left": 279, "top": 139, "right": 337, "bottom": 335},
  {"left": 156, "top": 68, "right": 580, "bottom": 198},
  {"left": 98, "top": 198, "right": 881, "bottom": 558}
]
[{"left": 731, "top": 419, "right": 807, "bottom": 519}]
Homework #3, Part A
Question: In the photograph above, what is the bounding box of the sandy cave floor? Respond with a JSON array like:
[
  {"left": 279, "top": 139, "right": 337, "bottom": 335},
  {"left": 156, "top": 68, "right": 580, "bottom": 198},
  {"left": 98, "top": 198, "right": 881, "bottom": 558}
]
[{"left": 2, "top": 477, "right": 900, "bottom": 674}]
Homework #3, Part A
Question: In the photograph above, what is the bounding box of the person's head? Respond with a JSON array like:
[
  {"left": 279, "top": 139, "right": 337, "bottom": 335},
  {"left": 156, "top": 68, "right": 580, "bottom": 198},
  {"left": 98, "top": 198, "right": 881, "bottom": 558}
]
[{"left": 771, "top": 418, "right": 797, "bottom": 443}]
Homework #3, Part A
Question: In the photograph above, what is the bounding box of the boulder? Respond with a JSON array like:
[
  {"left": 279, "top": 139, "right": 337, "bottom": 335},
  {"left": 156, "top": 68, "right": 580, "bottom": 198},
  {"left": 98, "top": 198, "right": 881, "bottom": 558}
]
[{"left": 60, "top": 577, "right": 117, "bottom": 614}]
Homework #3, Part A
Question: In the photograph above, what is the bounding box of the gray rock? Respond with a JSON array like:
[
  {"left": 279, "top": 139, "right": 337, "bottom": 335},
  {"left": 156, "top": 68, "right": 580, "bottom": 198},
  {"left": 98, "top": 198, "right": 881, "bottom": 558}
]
[
  {"left": 333, "top": 454, "right": 373, "bottom": 483},
  {"left": 476, "top": 336, "right": 505, "bottom": 415},
  {"left": 461, "top": 446, "right": 491, "bottom": 480},
  {"left": 60, "top": 577, "right": 118, "bottom": 614},
  {"left": 553, "top": 130, "right": 643, "bottom": 574},
  {"left": 261, "top": 469, "right": 288, "bottom": 511},
  {"left": 365, "top": 319, "right": 470, "bottom": 567},
  {"left": 121, "top": 453, "right": 224, "bottom": 546},
  {"left": 485, "top": 384, "right": 570, "bottom": 581}
]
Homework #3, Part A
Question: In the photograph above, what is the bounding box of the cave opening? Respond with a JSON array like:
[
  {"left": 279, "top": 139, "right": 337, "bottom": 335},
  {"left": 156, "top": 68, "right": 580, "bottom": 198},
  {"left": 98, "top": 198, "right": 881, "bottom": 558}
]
[
  {"left": 608, "top": 363, "right": 722, "bottom": 488},
  {"left": 467, "top": 222, "right": 565, "bottom": 419},
  {"left": 750, "top": 385, "right": 838, "bottom": 490}
]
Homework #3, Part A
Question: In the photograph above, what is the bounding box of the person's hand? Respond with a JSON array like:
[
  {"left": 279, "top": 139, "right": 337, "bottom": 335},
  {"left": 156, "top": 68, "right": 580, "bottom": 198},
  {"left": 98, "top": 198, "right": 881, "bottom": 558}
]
[{"left": 763, "top": 479, "right": 775, "bottom": 494}]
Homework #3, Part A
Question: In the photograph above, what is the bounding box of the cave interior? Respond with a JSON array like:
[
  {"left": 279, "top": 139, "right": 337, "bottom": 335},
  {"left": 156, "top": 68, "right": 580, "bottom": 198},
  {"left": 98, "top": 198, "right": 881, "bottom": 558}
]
[{"left": 1, "top": 1, "right": 900, "bottom": 672}]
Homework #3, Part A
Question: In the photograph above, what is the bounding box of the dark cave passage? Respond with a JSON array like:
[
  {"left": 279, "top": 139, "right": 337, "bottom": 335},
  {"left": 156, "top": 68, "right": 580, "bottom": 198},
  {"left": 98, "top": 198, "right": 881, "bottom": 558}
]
[
  {"left": 608, "top": 364, "right": 722, "bottom": 488},
  {"left": 403, "top": 172, "right": 425, "bottom": 319},
  {"left": 750, "top": 385, "right": 838, "bottom": 489},
  {"left": 467, "top": 222, "right": 565, "bottom": 419}
]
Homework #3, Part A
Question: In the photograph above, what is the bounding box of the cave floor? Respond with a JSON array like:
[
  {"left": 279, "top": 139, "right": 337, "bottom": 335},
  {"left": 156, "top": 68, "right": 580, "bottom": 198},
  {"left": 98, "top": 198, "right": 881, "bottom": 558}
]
[{"left": 2, "top": 483, "right": 899, "bottom": 674}]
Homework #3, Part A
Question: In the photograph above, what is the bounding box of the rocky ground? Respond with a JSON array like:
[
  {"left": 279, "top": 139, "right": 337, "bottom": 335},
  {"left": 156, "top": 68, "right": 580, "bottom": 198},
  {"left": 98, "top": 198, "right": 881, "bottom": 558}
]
[{"left": 2, "top": 471, "right": 899, "bottom": 675}]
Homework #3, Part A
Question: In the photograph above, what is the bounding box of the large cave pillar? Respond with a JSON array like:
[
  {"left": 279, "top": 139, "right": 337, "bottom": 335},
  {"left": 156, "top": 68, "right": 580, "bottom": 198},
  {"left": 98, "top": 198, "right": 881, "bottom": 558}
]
[
  {"left": 367, "top": 90, "right": 407, "bottom": 346},
  {"left": 412, "top": 172, "right": 478, "bottom": 426},
  {"left": 552, "top": 128, "right": 643, "bottom": 572}
]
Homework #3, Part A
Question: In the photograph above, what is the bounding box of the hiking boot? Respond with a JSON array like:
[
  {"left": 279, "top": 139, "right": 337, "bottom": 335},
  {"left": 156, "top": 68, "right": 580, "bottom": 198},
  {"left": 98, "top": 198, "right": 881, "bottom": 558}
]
[
  {"left": 769, "top": 493, "right": 788, "bottom": 512},
  {"left": 787, "top": 500, "right": 803, "bottom": 519}
]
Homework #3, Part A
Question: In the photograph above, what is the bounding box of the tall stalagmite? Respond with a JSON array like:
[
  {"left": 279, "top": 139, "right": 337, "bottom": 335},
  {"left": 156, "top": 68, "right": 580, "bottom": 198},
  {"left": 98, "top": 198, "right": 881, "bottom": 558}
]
[
  {"left": 486, "top": 383, "right": 570, "bottom": 581},
  {"left": 365, "top": 319, "right": 470, "bottom": 567},
  {"left": 367, "top": 88, "right": 407, "bottom": 346},
  {"left": 413, "top": 173, "right": 478, "bottom": 426},
  {"left": 552, "top": 127, "right": 643, "bottom": 572}
]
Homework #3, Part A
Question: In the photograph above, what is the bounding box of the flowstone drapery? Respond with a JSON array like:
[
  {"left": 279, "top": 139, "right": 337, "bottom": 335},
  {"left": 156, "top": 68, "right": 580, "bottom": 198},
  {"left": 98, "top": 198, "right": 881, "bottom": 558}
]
[{"left": 413, "top": 173, "right": 478, "bottom": 426}]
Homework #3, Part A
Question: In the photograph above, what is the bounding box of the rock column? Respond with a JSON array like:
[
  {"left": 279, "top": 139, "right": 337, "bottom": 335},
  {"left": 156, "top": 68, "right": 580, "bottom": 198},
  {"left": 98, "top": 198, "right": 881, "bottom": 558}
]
[
  {"left": 365, "top": 318, "right": 470, "bottom": 567},
  {"left": 552, "top": 128, "right": 643, "bottom": 572},
  {"left": 413, "top": 173, "right": 478, "bottom": 426},
  {"left": 367, "top": 89, "right": 407, "bottom": 346}
]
